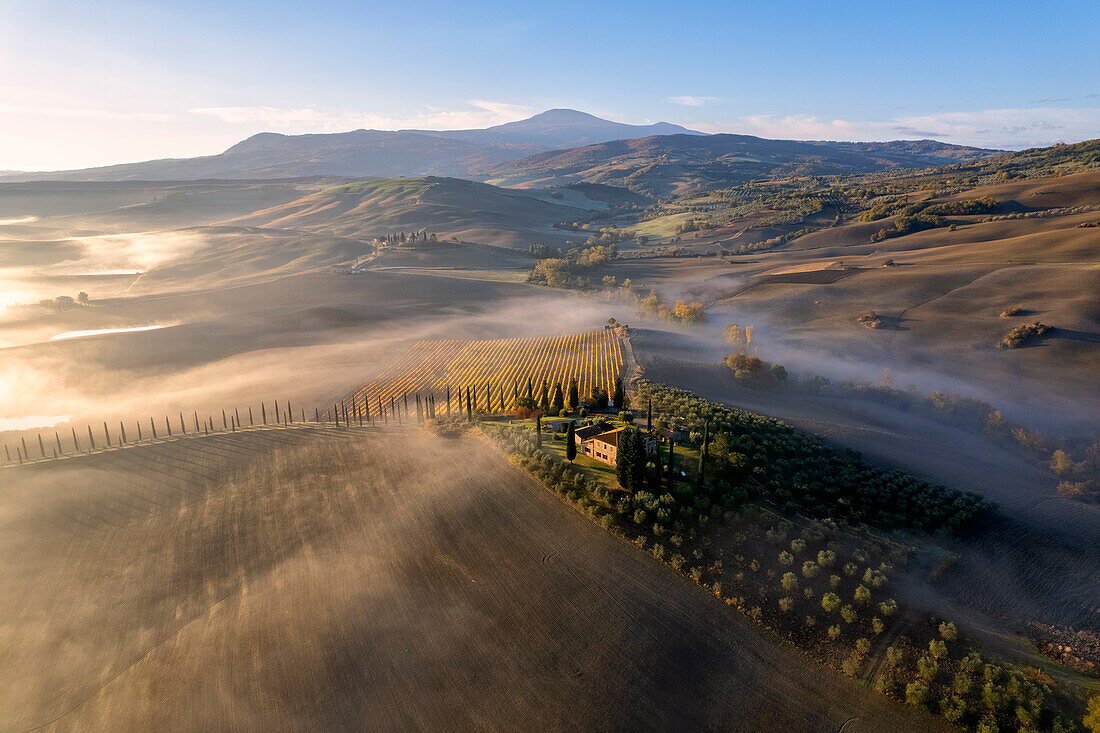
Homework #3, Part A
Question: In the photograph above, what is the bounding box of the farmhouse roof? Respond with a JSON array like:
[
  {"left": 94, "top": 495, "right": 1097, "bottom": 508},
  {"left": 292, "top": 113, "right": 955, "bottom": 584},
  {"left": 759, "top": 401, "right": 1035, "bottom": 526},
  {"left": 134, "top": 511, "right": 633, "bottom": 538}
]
[
  {"left": 590, "top": 427, "right": 625, "bottom": 447},
  {"left": 575, "top": 422, "right": 614, "bottom": 441}
]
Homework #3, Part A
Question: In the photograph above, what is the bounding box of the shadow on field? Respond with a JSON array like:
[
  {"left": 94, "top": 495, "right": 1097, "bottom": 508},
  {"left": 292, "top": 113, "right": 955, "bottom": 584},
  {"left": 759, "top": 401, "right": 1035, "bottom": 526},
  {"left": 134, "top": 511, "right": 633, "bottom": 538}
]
[{"left": 0, "top": 428, "right": 943, "bottom": 732}]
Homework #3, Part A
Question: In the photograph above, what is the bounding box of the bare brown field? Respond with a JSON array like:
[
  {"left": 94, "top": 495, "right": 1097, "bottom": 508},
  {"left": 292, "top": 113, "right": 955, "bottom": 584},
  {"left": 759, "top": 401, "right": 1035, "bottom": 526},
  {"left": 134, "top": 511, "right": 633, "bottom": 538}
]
[{"left": 0, "top": 428, "right": 944, "bottom": 732}]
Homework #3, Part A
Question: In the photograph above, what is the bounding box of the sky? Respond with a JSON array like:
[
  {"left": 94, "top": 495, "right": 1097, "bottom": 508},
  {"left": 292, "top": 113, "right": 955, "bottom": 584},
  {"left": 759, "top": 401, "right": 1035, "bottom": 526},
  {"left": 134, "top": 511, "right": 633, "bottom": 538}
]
[{"left": 0, "top": 0, "right": 1097, "bottom": 170}]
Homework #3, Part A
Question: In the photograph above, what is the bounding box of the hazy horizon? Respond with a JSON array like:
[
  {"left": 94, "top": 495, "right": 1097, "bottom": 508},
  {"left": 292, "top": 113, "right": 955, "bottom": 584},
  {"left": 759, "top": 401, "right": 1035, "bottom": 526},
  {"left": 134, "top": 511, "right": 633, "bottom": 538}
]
[{"left": 2, "top": 0, "right": 1098, "bottom": 171}]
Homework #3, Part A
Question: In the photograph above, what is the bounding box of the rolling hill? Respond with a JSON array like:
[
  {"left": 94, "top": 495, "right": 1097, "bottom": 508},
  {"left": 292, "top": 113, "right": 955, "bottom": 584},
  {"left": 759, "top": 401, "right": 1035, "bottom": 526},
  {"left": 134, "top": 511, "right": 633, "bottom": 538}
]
[
  {"left": 483, "top": 134, "right": 1000, "bottom": 196},
  {"left": 227, "top": 176, "right": 607, "bottom": 247}
]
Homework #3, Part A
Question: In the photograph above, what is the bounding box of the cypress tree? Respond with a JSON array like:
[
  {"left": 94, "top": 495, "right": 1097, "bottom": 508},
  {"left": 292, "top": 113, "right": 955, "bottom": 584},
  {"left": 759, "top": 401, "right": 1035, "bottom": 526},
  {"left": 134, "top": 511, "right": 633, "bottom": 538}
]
[
  {"left": 56, "top": 431, "right": 63, "bottom": 453},
  {"left": 446, "top": 385, "right": 451, "bottom": 415},
  {"left": 536, "top": 414, "right": 542, "bottom": 449},
  {"left": 118, "top": 423, "right": 125, "bottom": 444},
  {"left": 613, "top": 377, "right": 624, "bottom": 409},
  {"left": 165, "top": 416, "right": 172, "bottom": 437},
  {"left": 73, "top": 427, "right": 80, "bottom": 451},
  {"left": 698, "top": 420, "right": 709, "bottom": 486},
  {"left": 38, "top": 433, "right": 46, "bottom": 457},
  {"left": 222, "top": 409, "right": 227, "bottom": 430},
  {"left": 526, "top": 377, "right": 532, "bottom": 401},
  {"left": 566, "top": 422, "right": 576, "bottom": 463},
  {"left": 249, "top": 407, "right": 254, "bottom": 426},
  {"left": 616, "top": 427, "right": 639, "bottom": 491},
  {"left": 466, "top": 387, "right": 472, "bottom": 420},
  {"left": 236, "top": 408, "right": 242, "bottom": 429},
  {"left": 88, "top": 426, "right": 96, "bottom": 450},
  {"left": 647, "top": 398, "right": 652, "bottom": 431},
  {"left": 551, "top": 383, "right": 564, "bottom": 414},
  {"left": 150, "top": 417, "right": 157, "bottom": 440},
  {"left": 512, "top": 380, "right": 519, "bottom": 406},
  {"left": 103, "top": 422, "right": 110, "bottom": 447},
  {"left": 567, "top": 377, "right": 579, "bottom": 410},
  {"left": 261, "top": 402, "right": 267, "bottom": 425}
]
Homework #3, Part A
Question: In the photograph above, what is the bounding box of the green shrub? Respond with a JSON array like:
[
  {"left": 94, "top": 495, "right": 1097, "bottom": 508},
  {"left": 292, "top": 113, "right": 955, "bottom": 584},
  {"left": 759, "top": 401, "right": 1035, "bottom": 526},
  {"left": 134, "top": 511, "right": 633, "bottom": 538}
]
[
  {"left": 906, "top": 681, "right": 930, "bottom": 708},
  {"left": 822, "top": 592, "right": 841, "bottom": 613},
  {"left": 917, "top": 655, "right": 939, "bottom": 681}
]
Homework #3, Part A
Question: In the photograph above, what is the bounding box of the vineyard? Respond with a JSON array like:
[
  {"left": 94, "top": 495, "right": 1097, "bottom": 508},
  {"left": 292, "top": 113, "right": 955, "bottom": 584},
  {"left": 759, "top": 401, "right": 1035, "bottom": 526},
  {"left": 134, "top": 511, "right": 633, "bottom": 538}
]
[{"left": 351, "top": 329, "right": 624, "bottom": 415}]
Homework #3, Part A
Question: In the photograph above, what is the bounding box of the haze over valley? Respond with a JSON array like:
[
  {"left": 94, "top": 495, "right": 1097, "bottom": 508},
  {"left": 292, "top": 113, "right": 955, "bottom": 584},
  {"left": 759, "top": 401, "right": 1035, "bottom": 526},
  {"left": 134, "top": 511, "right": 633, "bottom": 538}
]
[{"left": 2, "top": 2, "right": 1098, "bottom": 731}]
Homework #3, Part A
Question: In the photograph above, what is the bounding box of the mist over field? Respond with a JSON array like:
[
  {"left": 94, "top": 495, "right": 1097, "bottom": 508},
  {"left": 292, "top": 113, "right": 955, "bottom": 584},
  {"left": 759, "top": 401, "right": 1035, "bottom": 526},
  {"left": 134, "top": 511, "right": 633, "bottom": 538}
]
[{"left": 2, "top": 3, "right": 1099, "bottom": 726}]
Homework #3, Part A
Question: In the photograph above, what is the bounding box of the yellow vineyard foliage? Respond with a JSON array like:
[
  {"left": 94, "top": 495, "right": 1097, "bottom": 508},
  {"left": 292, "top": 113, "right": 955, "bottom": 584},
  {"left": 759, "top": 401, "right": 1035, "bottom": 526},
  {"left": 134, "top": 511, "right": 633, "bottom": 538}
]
[{"left": 352, "top": 330, "right": 623, "bottom": 415}]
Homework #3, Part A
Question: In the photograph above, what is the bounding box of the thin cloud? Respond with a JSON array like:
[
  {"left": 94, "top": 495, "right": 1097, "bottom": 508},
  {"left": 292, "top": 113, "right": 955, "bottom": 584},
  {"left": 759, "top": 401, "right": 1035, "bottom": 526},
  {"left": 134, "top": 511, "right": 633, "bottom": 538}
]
[
  {"left": 667, "top": 96, "right": 719, "bottom": 107},
  {"left": 189, "top": 100, "right": 537, "bottom": 132},
  {"left": 692, "top": 107, "right": 1100, "bottom": 149}
]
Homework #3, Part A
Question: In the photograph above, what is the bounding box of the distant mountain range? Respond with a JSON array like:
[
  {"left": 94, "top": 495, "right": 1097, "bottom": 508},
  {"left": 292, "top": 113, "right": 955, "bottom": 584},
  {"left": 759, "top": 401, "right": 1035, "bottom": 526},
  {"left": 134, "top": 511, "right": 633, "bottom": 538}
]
[
  {"left": 482, "top": 133, "right": 999, "bottom": 196},
  {"left": 0, "top": 108, "right": 998, "bottom": 192}
]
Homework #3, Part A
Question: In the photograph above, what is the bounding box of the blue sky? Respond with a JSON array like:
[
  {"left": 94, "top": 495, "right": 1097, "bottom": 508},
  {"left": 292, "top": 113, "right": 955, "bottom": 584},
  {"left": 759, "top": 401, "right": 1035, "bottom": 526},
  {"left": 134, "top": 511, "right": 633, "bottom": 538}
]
[{"left": 1, "top": 0, "right": 1097, "bottom": 169}]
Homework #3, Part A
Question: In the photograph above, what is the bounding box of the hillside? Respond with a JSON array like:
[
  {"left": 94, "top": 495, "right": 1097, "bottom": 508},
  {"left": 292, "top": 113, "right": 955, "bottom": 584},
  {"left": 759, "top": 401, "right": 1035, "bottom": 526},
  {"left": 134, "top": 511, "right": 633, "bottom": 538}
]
[
  {"left": 0, "top": 110, "right": 700, "bottom": 183},
  {"left": 406, "top": 108, "right": 701, "bottom": 149},
  {"left": 0, "top": 427, "right": 943, "bottom": 731},
  {"left": 484, "top": 134, "right": 999, "bottom": 196},
  {"left": 227, "top": 176, "right": 604, "bottom": 247}
]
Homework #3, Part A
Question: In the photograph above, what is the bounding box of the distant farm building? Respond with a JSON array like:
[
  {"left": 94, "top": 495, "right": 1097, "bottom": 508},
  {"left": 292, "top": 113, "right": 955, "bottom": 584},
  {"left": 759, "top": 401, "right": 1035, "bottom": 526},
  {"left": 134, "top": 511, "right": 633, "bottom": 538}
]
[{"left": 579, "top": 426, "right": 657, "bottom": 467}]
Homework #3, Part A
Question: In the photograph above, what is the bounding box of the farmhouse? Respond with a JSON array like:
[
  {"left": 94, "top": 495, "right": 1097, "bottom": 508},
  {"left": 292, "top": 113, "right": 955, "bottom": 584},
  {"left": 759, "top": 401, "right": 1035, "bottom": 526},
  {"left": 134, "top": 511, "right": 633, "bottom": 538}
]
[{"left": 580, "top": 426, "right": 657, "bottom": 467}]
